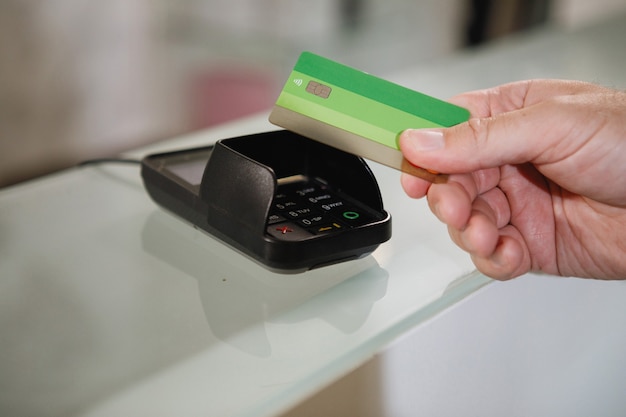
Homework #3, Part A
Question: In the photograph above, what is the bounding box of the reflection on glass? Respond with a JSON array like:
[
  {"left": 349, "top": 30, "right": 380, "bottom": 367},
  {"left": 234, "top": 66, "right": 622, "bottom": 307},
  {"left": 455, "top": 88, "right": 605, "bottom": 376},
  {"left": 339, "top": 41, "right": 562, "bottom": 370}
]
[{"left": 142, "top": 210, "right": 388, "bottom": 356}]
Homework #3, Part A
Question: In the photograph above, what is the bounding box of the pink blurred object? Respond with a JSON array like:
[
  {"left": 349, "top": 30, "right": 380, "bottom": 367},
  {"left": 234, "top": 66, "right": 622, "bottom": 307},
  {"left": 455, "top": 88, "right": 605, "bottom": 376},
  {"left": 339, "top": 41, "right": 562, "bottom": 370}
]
[{"left": 190, "top": 67, "right": 277, "bottom": 128}]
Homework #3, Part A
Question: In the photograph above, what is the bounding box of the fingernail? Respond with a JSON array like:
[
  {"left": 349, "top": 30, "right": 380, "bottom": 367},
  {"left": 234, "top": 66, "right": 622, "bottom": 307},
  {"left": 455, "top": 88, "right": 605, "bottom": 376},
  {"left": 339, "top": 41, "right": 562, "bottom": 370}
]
[{"left": 404, "top": 129, "right": 444, "bottom": 152}]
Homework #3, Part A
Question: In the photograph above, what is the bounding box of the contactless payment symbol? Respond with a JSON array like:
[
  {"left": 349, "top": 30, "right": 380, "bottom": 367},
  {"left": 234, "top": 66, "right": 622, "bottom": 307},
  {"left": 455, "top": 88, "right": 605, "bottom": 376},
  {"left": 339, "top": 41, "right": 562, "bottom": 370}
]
[{"left": 293, "top": 78, "right": 303, "bottom": 87}]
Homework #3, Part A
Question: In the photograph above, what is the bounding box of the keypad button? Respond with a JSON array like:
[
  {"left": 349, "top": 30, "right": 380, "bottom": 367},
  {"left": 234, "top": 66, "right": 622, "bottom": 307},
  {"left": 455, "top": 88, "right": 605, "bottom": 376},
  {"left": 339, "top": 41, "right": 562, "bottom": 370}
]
[
  {"left": 308, "top": 193, "right": 333, "bottom": 204},
  {"left": 308, "top": 221, "right": 344, "bottom": 235},
  {"left": 267, "top": 213, "right": 286, "bottom": 225},
  {"left": 338, "top": 207, "right": 372, "bottom": 227},
  {"left": 294, "top": 185, "right": 318, "bottom": 197},
  {"left": 266, "top": 222, "right": 313, "bottom": 241},
  {"left": 318, "top": 200, "right": 346, "bottom": 212},
  {"left": 274, "top": 200, "right": 298, "bottom": 211},
  {"left": 298, "top": 214, "right": 336, "bottom": 228},
  {"left": 285, "top": 207, "right": 316, "bottom": 219}
]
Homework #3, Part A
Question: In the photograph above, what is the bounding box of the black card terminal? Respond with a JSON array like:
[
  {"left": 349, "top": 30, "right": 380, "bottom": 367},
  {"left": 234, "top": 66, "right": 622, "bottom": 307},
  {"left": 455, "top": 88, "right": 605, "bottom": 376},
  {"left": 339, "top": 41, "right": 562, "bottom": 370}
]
[{"left": 141, "top": 130, "right": 391, "bottom": 272}]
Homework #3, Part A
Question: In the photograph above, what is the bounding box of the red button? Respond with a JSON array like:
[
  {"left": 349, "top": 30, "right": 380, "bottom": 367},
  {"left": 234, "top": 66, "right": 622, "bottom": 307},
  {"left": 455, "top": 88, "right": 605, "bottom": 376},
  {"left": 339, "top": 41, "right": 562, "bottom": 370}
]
[{"left": 276, "top": 226, "right": 293, "bottom": 234}]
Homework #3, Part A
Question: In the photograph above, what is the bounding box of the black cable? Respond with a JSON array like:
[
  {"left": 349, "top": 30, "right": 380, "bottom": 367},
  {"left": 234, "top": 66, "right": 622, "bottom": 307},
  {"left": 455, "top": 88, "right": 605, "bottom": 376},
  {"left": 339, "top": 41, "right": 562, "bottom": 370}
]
[{"left": 77, "top": 158, "right": 141, "bottom": 167}]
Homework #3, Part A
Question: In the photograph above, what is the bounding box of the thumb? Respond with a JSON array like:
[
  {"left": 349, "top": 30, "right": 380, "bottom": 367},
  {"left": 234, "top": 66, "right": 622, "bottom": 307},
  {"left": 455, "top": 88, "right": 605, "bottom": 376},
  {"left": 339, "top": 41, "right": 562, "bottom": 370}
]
[{"left": 399, "top": 107, "right": 556, "bottom": 175}]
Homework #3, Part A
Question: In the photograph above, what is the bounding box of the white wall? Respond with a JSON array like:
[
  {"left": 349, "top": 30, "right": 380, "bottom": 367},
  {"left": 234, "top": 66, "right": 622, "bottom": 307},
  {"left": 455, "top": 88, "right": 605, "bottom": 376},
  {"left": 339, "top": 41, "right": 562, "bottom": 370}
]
[
  {"left": 0, "top": 0, "right": 467, "bottom": 187},
  {"left": 552, "top": 0, "right": 626, "bottom": 28},
  {"left": 0, "top": 0, "right": 184, "bottom": 186}
]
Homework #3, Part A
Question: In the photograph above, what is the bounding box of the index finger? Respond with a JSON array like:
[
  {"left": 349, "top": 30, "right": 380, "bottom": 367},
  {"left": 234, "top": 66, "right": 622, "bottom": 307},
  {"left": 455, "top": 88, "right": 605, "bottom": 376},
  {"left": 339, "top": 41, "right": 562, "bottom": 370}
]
[{"left": 448, "top": 79, "right": 608, "bottom": 118}]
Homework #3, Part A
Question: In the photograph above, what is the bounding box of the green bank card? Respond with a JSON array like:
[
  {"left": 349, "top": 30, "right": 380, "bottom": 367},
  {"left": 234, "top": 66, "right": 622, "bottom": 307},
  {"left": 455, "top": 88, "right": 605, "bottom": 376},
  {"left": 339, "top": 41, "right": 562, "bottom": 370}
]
[{"left": 269, "top": 51, "right": 470, "bottom": 182}]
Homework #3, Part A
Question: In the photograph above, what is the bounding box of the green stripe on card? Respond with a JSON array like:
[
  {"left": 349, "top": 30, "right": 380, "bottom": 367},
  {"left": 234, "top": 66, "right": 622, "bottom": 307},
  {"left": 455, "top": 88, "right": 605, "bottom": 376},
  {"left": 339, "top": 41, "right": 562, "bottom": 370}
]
[
  {"left": 293, "top": 52, "right": 470, "bottom": 127},
  {"left": 277, "top": 71, "right": 443, "bottom": 149},
  {"left": 276, "top": 92, "right": 408, "bottom": 149}
]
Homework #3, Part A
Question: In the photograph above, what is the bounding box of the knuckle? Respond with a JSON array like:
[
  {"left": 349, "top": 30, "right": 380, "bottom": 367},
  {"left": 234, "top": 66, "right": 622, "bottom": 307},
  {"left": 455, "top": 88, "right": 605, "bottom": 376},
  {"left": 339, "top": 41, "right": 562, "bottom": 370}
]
[{"left": 465, "top": 117, "right": 492, "bottom": 146}]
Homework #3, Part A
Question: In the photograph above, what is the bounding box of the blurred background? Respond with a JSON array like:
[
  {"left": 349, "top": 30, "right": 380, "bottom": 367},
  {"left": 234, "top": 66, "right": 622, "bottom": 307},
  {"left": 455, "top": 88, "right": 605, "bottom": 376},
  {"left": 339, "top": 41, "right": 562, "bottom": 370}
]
[{"left": 1, "top": 0, "right": 625, "bottom": 188}]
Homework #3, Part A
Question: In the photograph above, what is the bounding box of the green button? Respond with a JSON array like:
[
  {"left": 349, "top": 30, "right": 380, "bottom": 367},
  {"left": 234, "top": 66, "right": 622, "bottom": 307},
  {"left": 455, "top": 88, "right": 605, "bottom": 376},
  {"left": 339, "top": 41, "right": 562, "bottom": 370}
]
[{"left": 342, "top": 211, "right": 360, "bottom": 220}]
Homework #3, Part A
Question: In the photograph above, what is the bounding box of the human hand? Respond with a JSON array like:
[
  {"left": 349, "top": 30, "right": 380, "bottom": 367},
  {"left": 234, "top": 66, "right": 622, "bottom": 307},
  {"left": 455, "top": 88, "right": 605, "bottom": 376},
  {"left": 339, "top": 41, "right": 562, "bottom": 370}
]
[{"left": 399, "top": 79, "right": 626, "bottom": 280}]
